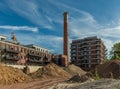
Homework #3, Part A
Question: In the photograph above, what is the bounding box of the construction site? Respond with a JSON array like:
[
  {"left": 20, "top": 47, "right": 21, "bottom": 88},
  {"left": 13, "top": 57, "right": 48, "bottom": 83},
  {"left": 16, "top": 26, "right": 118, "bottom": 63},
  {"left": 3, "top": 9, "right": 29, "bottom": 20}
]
[{"left": 0, "top": 12, "right": 120, "bottom": 89}]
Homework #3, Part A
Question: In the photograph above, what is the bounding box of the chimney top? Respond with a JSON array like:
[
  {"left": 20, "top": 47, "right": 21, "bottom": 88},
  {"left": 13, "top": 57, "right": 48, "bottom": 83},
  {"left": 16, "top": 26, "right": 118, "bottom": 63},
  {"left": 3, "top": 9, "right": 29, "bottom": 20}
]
[{"left": 63, "top": 12, "right": 68, "bottom": 16}]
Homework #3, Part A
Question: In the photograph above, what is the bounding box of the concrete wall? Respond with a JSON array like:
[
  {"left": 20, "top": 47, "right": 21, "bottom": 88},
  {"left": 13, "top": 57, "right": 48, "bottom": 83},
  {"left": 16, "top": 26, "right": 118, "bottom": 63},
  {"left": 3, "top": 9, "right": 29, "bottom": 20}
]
[{"left": 6, "top": 64, "right": 43, "bottom": 73}]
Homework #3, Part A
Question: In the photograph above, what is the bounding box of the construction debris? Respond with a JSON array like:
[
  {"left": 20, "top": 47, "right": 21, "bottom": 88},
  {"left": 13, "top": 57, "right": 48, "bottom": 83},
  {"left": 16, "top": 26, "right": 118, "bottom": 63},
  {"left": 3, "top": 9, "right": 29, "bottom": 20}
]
[
  {"left": 91, "top": 60, "right": 120, "bottom": 79},
  {"left": 30, "top": 63, "right": 72, "bottom": 79},
  {"left": 68, "top": 74, "right": 94, "bottom": 83},
  {"left": 63, "top": 64, "right": 86, "bottom": 76},
  {"left": 0, "top": 63, "right": 31, "bottom": 85},
  {"left": 23, "top": 66, "right": 30, "bottom": 74}
]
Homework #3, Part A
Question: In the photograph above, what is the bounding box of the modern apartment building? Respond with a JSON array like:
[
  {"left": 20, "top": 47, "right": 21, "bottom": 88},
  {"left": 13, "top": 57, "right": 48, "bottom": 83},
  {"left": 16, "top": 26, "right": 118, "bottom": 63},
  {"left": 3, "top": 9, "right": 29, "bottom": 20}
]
[
  {"left": 71, "top": 36, "right": 106, "bottom": 70},
  {"left": 0, "top": 34, "right": 51, "bottom": 65}
]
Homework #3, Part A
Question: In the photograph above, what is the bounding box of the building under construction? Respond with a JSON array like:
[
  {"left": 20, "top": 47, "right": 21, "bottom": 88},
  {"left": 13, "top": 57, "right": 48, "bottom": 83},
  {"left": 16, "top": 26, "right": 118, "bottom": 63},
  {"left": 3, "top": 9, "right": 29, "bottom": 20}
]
[
  {"left": 71, "top": 36, "right": 106, "bottom": 70},
  {"left": 0, "top": 33, "right": 51, "bottom": 65}
]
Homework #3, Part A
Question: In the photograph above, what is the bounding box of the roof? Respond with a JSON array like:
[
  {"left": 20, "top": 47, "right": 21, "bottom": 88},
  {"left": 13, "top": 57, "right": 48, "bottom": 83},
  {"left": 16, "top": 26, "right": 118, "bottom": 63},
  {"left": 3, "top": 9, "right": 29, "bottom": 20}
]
[{"left": 25, "top": 44, "right": 50, "bottom": 51}]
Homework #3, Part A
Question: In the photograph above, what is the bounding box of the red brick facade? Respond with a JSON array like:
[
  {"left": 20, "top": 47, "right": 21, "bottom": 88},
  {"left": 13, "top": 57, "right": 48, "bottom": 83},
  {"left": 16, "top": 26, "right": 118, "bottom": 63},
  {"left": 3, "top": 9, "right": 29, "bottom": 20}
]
[
  {"left": 71, "top": 36, "right": 106, "bottom": 70},
  {"left": 0, "top": 41, "right": 51, "bottom": 65}
]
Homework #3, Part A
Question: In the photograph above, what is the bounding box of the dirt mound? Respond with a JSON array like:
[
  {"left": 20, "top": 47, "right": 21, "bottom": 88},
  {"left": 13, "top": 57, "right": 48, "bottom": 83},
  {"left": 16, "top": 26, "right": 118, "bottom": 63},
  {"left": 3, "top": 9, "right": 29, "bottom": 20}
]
[
  {"left": 63, "top": 64, "right": 86, "bottom": 76},
  {"left": 91, "top": 60, "right": 120, "bottom": 79},
  {"left": 0, "top": 63, "right": 32, "bottom": 85},
  {"left": 30, "top": 63, "right": 72, "bottom": 79}
]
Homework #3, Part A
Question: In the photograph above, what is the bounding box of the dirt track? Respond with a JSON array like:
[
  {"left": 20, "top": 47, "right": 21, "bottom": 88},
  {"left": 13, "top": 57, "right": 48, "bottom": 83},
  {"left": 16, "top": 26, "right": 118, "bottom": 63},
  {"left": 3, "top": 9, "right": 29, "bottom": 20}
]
[{"left": 0, "top": 78, "right": 68, "bottom": 89}]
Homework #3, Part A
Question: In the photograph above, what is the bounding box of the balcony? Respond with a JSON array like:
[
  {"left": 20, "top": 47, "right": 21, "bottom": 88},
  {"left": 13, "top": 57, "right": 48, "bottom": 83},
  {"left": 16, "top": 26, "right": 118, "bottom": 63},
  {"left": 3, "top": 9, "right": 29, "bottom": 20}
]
[
  {"left": 71, "top": 54, "right": 76, "bottom": 56},
  {"left": 70, "top": 46, "right": 76, "bottom": 49},
  {"left": 28, "top": 53, "right": 42, "bottom": 57},
  {"left": 5, "top": 55, "right": 20, "bottom": 60},
  {"left": 28, "top": 57, "right": 44, "bottom": 63},
  {"left": 28, "top": 59, "right": 42, "bottom": 63},
  {"left": 70, "top": 51, "right": 76, "bottom": 53},
  {"left": 5, "top": 49, "right": 19, "bottom": 54}
]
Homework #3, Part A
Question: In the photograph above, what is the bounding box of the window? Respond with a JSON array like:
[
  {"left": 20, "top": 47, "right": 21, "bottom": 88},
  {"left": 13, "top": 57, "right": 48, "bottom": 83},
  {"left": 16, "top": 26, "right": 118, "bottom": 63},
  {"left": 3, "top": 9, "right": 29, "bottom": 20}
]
[
  {"left": 84, "top": 52, "right": 87, "bottom": 55},
  {"left": 2, "top": 44, "right": 5, "bottom": 49},
  {"left": 97, "top": 60, "right": 100, "bottom": 63},
  {"left": 97, "top": 55, "right": 100, "bottom": 58},
  {"left": 96, "top": 41, "right": 100, "bottom": 44},
  {"left": 89, "top": 60, "right": 91, "bottom": 63},
  {"left": 89, "top": 64, "right": 91, "bottom": 68},
  {"left": 88, "top": 47, "right": 91, "bottom": 50},
  {"left": 84, "top": 48, "right": 87, "bottom": 51},
  {"left": 84, "top": 57, "right": 87, "bottom": 59},
  {"left": 89, "top": 51, "right": 91, "bottom": 54},
  {"left": 89, "top": 56, "right": 91, "bottom": 58},
  {"left": 97, "top": 46, "right": 100, "bottom": 49},
  {"left": 88, "top": 42, "right": 91, "bottom": 45},
  {"left": 97, "top": 51, "right": 100, "bottom": 54}
]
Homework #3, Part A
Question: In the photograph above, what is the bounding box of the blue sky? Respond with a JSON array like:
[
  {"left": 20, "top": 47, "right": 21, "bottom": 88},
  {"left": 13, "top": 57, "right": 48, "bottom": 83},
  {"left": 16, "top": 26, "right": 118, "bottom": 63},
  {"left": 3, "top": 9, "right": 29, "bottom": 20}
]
[{"left": 0, "top": 0, "right": 120, "bottom": 55}]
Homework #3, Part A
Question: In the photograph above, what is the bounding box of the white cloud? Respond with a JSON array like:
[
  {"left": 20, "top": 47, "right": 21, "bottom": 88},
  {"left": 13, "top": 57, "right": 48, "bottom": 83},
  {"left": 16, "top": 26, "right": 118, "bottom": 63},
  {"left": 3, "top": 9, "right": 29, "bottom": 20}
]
[
  {"left": 4, "top": 0, "right": 98, "bottom": 31},
  {"left": 17, "top": 34, "right": 63, "bottom": 53},
  {"left": 0, "top": 25, "right": 38, "bottom": 32},
  {"left": 99, "top": 26, "right": 120, "bottom": 38},
  {"left": 101, "top": 38, "right": 113, "bottom": 51},
  {"left": 4, "top": 0, "right": 53, "bottom": 29}
]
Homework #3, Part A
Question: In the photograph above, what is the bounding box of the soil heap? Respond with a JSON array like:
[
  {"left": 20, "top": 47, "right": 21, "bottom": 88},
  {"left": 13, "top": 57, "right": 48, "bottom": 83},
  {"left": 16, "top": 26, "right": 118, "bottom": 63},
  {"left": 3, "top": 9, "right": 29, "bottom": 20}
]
[
  {"left": 91, "top": 60, "right": 120, "bottom": 79},
  {"left": 30, "top": 63, "right": 72, "bottom": 79},
  {"left": 63, "top": 64, "right": 86, "bottom": 76},
  {"left": 0, "top": 63, "right": 32, "bottom": 85}
]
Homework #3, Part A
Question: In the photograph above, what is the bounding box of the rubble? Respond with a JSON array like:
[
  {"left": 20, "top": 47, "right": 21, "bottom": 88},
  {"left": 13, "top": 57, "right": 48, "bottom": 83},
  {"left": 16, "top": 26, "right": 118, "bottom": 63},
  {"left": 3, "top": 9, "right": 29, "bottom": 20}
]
[
  {"left": 68, "top": 74, "right": 94, "bottom": 83},
  {"left": 30, "top": 63, "right": 72, "bottom": 79},
  {"left": 48, "top": 79, "right": 120, "bottom": 89},
  {"left": 23, "top": 66, "right": 30, "bottom": 74}
]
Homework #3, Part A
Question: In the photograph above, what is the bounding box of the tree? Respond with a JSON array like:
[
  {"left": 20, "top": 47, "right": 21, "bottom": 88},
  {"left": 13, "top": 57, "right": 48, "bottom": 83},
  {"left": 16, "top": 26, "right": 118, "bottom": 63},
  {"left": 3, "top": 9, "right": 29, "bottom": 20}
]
[{"left": 110, "top": 42, "right": 120, "bottom": 60}]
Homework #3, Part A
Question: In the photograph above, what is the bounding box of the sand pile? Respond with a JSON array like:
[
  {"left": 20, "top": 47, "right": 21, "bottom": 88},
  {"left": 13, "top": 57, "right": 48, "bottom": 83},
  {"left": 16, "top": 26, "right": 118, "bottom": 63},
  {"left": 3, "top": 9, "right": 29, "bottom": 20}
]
[
  {"left": 91, "top": 60, "right": 120, "bottom": 79},
  {"left": 0, "top": 63, "right": 32, "bottom": 85},
  {"left": 63, "top": 64, "right": 86, "bottom": 76},
  {"left": 30, "top": 63, "right": 72, "bottom": 79}
]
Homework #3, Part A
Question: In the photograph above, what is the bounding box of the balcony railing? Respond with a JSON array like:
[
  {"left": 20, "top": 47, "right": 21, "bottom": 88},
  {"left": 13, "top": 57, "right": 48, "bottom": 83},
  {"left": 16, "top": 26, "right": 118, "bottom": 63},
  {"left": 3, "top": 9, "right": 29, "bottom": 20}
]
[
  {"left": 28, "top": 59, "right": 42, "bottom": 63},
  {"left": 5, "top": 55, "right": 20, "bottom": 60},
  {"left": 28, "top": 57, "right": 46, "bottom": 63},
  {"left": 28, "top": 53, "right": 42, "bottom": 57},
  {"left": 5, "top": 49, "right": 19, "bottom": 54}
]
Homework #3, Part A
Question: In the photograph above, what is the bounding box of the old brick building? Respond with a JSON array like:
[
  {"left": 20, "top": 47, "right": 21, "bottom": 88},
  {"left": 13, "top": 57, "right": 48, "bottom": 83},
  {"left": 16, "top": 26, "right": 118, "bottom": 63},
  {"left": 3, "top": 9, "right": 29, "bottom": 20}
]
[
  {"left": 0, "top": 34, "right": 51, "bottom": 65},
  {"left": 71, "top": 36, "right": 106, "bottom": 70}
]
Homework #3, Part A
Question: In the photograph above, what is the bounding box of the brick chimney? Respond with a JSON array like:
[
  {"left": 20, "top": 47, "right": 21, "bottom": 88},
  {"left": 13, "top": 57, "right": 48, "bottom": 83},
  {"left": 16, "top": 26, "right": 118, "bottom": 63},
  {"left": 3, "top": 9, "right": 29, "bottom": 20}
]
[{"left": 63, "top": 12, "right": 68, "bottom": 59}]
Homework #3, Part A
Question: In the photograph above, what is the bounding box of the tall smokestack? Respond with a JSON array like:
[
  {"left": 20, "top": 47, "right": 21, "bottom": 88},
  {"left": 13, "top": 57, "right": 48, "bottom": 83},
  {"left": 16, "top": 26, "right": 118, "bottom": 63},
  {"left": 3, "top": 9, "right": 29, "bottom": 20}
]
[{"left": 63, "top": 12, "right": 68, "bottom": 59}]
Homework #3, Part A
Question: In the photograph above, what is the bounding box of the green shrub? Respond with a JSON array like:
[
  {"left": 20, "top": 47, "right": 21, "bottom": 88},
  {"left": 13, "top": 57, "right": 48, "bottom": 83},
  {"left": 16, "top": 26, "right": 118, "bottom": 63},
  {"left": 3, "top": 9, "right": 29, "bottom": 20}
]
[
  {"left": 110, "top": 72, "right": 113, "bottom": 79},
  {"left": 95, "top": 68, "right": 100, "bottom": 80}
]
